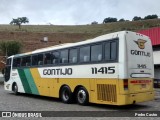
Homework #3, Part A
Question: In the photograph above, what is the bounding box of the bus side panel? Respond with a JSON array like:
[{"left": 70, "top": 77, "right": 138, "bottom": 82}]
[{"left": 30, "top": 67, "right": 91, "bottom": 98}]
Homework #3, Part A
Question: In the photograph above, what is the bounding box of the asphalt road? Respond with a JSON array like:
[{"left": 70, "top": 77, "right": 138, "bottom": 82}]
[
  {"left": 0, "top": 73, "right": 4, "bottom": 83},
  {"left": 0, "top": 84, "right": 160, "bottom": 119}
]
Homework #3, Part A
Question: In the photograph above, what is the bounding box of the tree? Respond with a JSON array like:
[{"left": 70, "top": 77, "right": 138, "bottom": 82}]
[
  {"left": 132, "top": 16, "right": 142, "bottom": 21},
  {"left": 91, "top": 21, "right": 98, "bottom": 25},
  {"left": 103, "top": 17, "right": 117, "bottom": 23},
  {"left": 0, "top": 41, "right": 22, "bottom": 57},
  {"left": 10, "top": 17, "right": 29, "bottom": 29},
  {"left": 119, "top": 18, "right": 125, "bottom": 22},
  {"left": 144, "top": 14, "right": 158, "bottom": 20}
]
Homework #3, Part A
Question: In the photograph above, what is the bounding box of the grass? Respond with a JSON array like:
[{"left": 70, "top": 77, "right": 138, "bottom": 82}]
[{"left": 0, "top": 19, "right": 160, "bottom": 35}]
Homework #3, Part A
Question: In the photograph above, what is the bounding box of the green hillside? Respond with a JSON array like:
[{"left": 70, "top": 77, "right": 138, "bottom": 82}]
[{"left": 0, "top": 19, "right": 160, "bottom": 36}]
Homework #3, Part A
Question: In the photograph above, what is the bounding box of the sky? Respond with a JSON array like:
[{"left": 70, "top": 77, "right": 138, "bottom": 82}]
[{"left": 0, "top": 0, "right": 159, "bottom": 25}]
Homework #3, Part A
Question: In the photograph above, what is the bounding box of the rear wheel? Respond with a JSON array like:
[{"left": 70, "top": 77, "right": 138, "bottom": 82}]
[
  {"left": 60, "top": 86, "right": 73, "bottom": 104},
  {"left": 76, "top": 87, "right": 89, "bottom": 105},
  {"left": 13, "top": 83, "right": 19, "bottom": 95}
]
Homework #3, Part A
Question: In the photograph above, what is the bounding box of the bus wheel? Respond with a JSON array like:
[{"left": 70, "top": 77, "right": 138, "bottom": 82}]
[
  {"left": 76, "top": 87, "right": 89, "bottom": 105},
  {"left": 13, "top": 83, "right": 19, "bottom": 95},
  {"left": 60, "top": 86, "right": 73, "bottom": 104}
]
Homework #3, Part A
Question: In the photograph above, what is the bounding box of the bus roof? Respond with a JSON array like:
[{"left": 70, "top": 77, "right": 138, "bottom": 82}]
[
  {"left": 30, "top": 31, "right": 124, "bottom": 54},
  {"left": 10, "top": 31, "right": 148, "bottom": 58}
]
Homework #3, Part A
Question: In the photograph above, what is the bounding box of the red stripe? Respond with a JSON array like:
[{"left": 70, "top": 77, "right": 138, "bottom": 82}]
[{"left": 130, "top": 80, "right": 151, "bottom": 84}]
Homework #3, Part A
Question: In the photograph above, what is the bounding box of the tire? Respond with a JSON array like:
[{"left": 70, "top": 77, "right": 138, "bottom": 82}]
[
  {"left": 76, "top": 87, "right": 89, "bottom": 105},
  {"left": 13, "top": 83, "right": 19, "bottom": 95},
  {"left": 60, "top": 86, "right": 73, "bottom": 104}
]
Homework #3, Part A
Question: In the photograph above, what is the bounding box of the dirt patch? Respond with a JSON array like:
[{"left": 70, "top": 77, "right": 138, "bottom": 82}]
[{"left": 0, "top": 31, "right": 94, "bottom": 53}]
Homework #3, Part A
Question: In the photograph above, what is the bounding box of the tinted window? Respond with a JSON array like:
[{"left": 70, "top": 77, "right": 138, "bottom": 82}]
[
  {"left": 69, "top": 48, "right": 78, "bottom": 63},
  {"left": 13, "top": 58, "right": 21, "bottom": 67},
  {"left": 60, "top": 50, "right": 68, "bottom": 64},
  {"left": 32, "top": 54, "right": 43, "bottom": 66},
  {"left": 105, "top": 42, "right": 110, "bottom": 60},
  {"left": 21, "top": 56, "right": 31, "bottom": 67},
  {"left": 52, "top": 51, "right": 59, "bottom": 64},
  {"left": 21, "top": 57, "right": 26, "bottom": 66},
  {"left": 80, "top": 46, "right": 90, "bottom": 62},
  {"left": 111, "top": 41, "right": 117, "bottom": 60},
  {"left": 44, "top": 52, "right": 51, "bottom": 65},
  {"left": 105, "top": 41, "right": 117, "bottom": 61},
  {"left": 91, "top": 44, "right": 102, "bottom": 62},
  {"left": 38, "top": 54, "right": 43, "bottom": 65},
  {"left": 32, "top": 55, "right": 38, "bottom": 66}
]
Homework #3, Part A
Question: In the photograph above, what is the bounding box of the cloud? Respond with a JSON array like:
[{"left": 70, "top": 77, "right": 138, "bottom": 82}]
[{"left": 0, "top": 0, "right": 159, "bottom": 25}]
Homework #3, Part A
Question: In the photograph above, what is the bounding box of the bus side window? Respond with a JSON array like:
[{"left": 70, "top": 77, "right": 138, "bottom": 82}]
[
  {"left": 60, "top": 50, "right": 68, "bottom": 64},
  {"left": 91, "top": 44, "right": 102, "bottom": 62},
  {"left": 110, "top": 41, "right": 117, "bottom": 60},
  {"left": 25, "top": 56, "right": 31, "bottom": 66},
  {"left": 17, "top": 58, "right": 21, "bottom": 67},
  {"left": 69, "top": 48, "right": 78, "bottom": 63},
  {"left": 21, "top": 57, "right": 26, "bottom": 67},
  {"left": 38, "top": 54, "right": 43, "bottom": 65},
  {"left": 52, "top": 51, "right": 59, "bottom": 64},
  {"left": 80, "top": 46, "right": 90, "bottom": 63},
  {"left": 105, "top": 42, "right": 110, "bottom": 61},
  {"left": 105, "top": 41, "right": 117, "bottom": 61},
  {"left": 44, "top": 52, "right": 51, "bottom": 65},
  {"left": 21, "top": 56, "right": 31, "bottom": 67},
  {"left": 13, "top": 58, "right": 21, "bottom": 67},
  {"left": 32, "top": 55, "right": 38, "bottom": 66}
]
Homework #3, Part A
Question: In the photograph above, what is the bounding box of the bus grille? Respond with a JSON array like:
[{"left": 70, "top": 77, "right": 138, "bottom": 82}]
[{"left": 97, "top": 84, "right": 117, "bottom": 102}]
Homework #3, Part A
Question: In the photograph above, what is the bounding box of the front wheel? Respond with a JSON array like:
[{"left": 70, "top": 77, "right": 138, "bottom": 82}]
[
  {"left": 13, "top": 83, "right": 19, "bottom": 95},
  {"left": 76, "top": 87, "right": 89, "bottom": 105}
]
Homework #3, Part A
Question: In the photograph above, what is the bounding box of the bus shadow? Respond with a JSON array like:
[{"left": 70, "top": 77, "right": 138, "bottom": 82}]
[
  {"left": 9, "top": 92, "right": 61, "bottom": 103},
  {"left": 88, "top": 103, "right": 150, "bottom": 111},
  {"left": 9, "top": 92, "right": 151, "bottom": 110}
]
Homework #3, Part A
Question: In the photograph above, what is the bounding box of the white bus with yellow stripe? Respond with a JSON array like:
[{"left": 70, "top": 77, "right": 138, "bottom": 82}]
[{"left": 4, "top": 31, "right": 154, "bottom": 105}]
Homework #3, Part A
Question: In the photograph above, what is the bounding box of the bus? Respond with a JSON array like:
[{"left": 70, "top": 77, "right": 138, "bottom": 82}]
[{"left": 3, "top": 31, "right": 154, "bottom": 105}]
